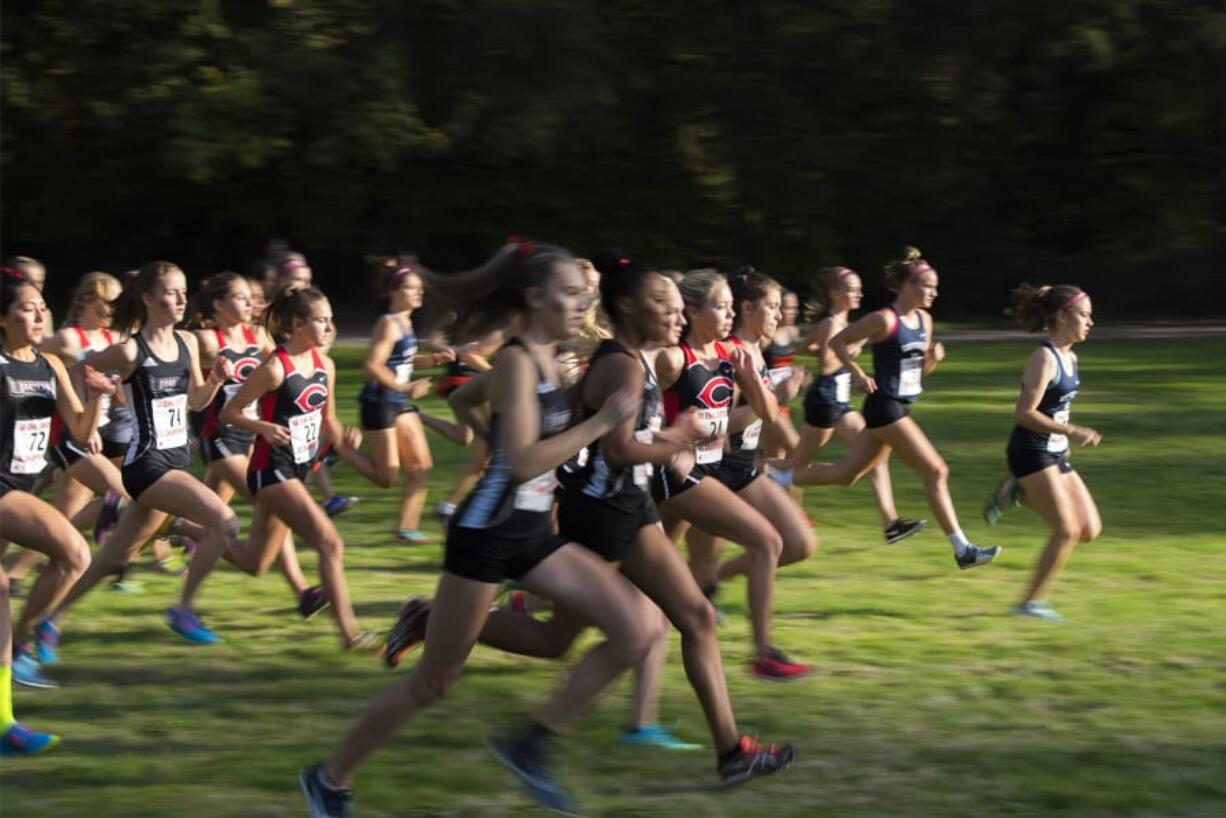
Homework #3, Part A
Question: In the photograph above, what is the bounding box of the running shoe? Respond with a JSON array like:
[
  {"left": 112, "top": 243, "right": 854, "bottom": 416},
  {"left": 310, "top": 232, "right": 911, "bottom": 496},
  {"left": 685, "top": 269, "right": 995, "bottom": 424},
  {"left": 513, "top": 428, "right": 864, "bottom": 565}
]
[
  {"left": 765, "top": 466, "right": 794, "bottom": 489},
  {"left": 983, "top": 474, "right": 1021, "bottom": 526},
  {"left": 153, "top": 554, "right": 188, "bottom": 576},
  {"left": 12, "top": 652, "right": 57, "bottom": 689},
  {"left": 884, "top": 517, "right": 927, "bottom": 545},
  {"left": 170, "top": 534, "right": 197, "bottom": 557},
  {"left": 436, "top": 500, "right": 456, "bottom": 531},
  {"left": 323, "top": 496, "right": 357, "bottom": 518},
  {"left": 485, "top": 732, "right": 581, "bottom": 817},
  {"left": 717, "top": 735, "right": 796, "bottom": 786},
  {"left": 749, "top": 646, "right": 813, "bottom": 682},
  {"left": 110, "top": 577, "right": 144, "bottom": 593},
  {"left": 343, "top": 631, "right": 384, "bottom": 653},
  {"left": 297, "top": 585, "right": 330, "bottom": 621},
  {"left": 298, "top": 764, "right": 352, "bottom": 818},
  {"left": 0, "top": 722, "right": 60, "bottom": 757},
  {"left": 618, "top": 724, "right": 702, "bottom": 751},
  {"left": 34, "top": 619, "right": 60, "bottom": 665},
  {"left": 1014, "top": 601, "right": 1066, "bottom": 622},
  {"left": 702, "top": 583, "right": 728, "bottom": 626},
  {"left": 955, "top": 544, "right": 1002, "bottom": 570},
  {"left": 165, "top": 607, "right": 222, "bottom": 644},
  {"left": 395, "top": 529, "right": 430, "bottom": 544},
  {"left": 93, "top": 489, "right": 122, "bottom": 547},
  {"left": 382, "top": 596, "right": 431, "bottom": 668}
]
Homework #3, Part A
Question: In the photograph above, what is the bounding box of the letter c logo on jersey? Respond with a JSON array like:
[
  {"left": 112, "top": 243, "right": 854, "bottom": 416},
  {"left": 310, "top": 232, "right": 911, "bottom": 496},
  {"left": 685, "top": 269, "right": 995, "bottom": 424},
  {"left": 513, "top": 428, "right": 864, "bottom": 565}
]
[
  {"left": 697, "top": 375, "right": 734, "bottom": 409},
  {"left": 232, "top": 356, "right": 261, "bottom": 383},
  {"left": 293, "top": 383, "right": 328, "bottom": 414}
]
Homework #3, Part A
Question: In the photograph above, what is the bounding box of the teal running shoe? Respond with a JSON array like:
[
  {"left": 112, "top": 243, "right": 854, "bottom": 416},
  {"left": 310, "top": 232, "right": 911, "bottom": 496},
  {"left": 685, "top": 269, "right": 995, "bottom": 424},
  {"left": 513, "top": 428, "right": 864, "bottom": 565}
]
[
  {"left": 1014, "top": 601, "right": 1066, "bottom": 622},
  {"left": 395, "top": 529, "right": 430, "bottom": 544},
  {"left": 166, "top": 607, "right": 222, "bottom": 644},
  {"left": 618, "top": 724, "right": 702, "bottom": 751},
  {"left": 34, "top": 619, "right": 60, "bottom": 665},
  {"left": 12, "top": 652, "right": 57, "bottom": 689},
  {"left": 0, "top": 722, "right": 60, "bottom": 757}
]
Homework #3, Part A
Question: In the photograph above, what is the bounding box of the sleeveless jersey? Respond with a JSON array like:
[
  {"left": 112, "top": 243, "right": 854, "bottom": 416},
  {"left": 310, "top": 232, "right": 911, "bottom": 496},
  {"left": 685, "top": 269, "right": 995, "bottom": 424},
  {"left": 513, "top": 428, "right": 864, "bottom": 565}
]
[
  {"left": 663, "top": 341, "right": 734, "bottom": 466},
  {"left": 49, "top": 326, "right": 130, "bottom": 449},
  {"left": 359, "top": 316, "right": 416, "bottom": 406},
  {"left": 199, "top": 326, "right": 263, "bottom": 439},
  {"left": 764, "top": 333, "right": 798, "bottom": 388},
  {"left": 724, "top": 336, "right": 770, "bottom": 464},
  {"left": 0, "top": 349, "right": 58, "bottom": 492},
  {"left": 872, "top": 306, "right": 927, "bottom": 403},
  {"left": 124, "top": 332, "right": 191, "bottom": 463},
  {"left": 456, "top": 338, "right": 572, "bottom": 532},
  {"left": 1008, "top": 342, "right": 1080, "bottom": 455},
  {"left": 568, "top": 339, "right": 662, "bottom": 511},
  {"left": 249, "top": 346, "right": 329, "bottom": 475}
]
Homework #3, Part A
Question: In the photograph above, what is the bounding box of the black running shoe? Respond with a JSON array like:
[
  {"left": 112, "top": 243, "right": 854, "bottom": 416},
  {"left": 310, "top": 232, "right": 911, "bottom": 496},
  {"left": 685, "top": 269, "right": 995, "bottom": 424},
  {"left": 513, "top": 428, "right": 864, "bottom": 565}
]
[
  {"left": 883, "top": 518, "right": 926, "bottom": 544},
  {"left": 955, "top": 544, "right": 1002, "bottom": 569},
  {"left": 297, "top": 586, "right": 330, "bottom": 621},
  {"left": 983, "top": 474, "right": 1021, "bottom": 526},
  {"left": 717, "top": 735, "right": 796, "bottom": 786},
  {"left": 381, "top": 596, "right": 431, "bottom": 669},
  {"left": 298, "top": 764, "right": 352, "bottom": 818},
  {"left": 485, "top": 733, "right": 581, "bottom": 817}
]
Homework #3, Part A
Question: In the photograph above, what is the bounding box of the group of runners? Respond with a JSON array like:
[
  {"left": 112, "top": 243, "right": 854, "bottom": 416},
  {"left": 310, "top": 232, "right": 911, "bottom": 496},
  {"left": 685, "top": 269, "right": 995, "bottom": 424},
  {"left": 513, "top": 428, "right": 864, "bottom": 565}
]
[{"left": 0, "top": 243, "right": 1102, "bottom": 818}]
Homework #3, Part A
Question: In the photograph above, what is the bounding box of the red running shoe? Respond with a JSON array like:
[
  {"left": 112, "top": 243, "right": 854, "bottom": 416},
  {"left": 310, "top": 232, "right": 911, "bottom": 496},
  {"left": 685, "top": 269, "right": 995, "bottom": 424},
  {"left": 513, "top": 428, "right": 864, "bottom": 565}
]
[
  {"left": 381, "top": 596, "right": 431, "bottom": 669},
  {"left": 749, "top": 646, "right": 813, "bottom": 682},
  {"left": 717, "top": 735, "right": 796, "bottom": 785}
]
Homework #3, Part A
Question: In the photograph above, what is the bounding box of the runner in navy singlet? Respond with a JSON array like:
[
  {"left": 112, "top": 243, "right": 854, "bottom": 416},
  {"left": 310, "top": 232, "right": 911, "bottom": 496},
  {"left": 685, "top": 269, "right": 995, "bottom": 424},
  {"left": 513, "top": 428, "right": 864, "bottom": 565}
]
[
  {"left": 988, "top": 284, "right": 1101, "bottom": 621},
  {"left": 44, "top": 262, "right": 242, "bottom": 646},
  {"left": 769, "top": 266, "right": 925, "bottom": 544},
  {"left": 771, "top": 247, "right": 1001, "bottom": 570}
]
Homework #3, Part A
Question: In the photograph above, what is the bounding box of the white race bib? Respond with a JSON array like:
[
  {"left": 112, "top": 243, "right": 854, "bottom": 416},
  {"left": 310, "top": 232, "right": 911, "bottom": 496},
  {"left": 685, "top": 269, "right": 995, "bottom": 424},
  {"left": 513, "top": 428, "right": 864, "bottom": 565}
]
[
  {"left": 96, "top": 392, "right": 112, "bottom": 428},
  {"left": 515, "top": 470, "right": 557, "bottom": 512},
  {"left": 395, "top": 362, "right": 413, "bottom": 384},
  {"left": 740, "top": 419, "right": 762, "bottom": 450},
  {"left": 152, "top": 394, "right": 188, "bottom": 450},
  {"left": 288, "top": 410, "right": 322, "bottom": 464},
  {"left": 11, "top": 417, "right": 51, "bottom": 474},
  {"left": 835, "top": 372, "right": 852, "bottom": 404},
  {"left": 222, "top": 383, "right": 259, "bottom": 420},
  {"left": 694, "top": 407, "right": 729, "bottom": 465},
  {"left": 767, "top": 367, "right": 791, "bottom": 388},
  {"left": 899, "top": 357, "right": 923, "bottom": 398},
  {"left": 1048, "top": 409, "right": 1070, "bottom": 454}
]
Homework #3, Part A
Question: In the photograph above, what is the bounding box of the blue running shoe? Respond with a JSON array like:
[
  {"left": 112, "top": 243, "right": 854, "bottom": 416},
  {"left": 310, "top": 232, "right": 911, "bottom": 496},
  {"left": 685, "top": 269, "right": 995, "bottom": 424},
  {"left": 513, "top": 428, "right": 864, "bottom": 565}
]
[
  {"left": 618, "top": 724, "right": 702, "bottom": 751},
  {"left": 34, "top": 619, "right": 60, "bottom": 665},
  {"left": 766, "top": 466, "right": 794, "bottom": 489},
  {"left": 0, "top": 722, "right": 60, "bottom": 757},
  {"left": 486, "top": 733, "right": 582, "bottom": 817},
  {"left": 1014, "top": 601, "right": 1066, "bottom": 622},
  {"left": 166, "top": 607, "right": 222, "bottom": 644},
  {"left": 12, "top": 652, "right": 57, "bottom": 689},
  {"left": 955, "top": 544, "right": 1002, "bottom": 569},
  {"left": 299, "top": 764, "right": 352, "bottom": 818},
  {"left": 323, "top": 495, "right": 357, "bottom": 519}
]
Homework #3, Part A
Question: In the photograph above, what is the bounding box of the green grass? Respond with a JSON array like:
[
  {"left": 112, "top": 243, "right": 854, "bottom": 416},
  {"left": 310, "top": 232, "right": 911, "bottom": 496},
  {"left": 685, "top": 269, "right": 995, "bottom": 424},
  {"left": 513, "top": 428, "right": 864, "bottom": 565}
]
[{"left": 4, "top": 338, "right": 1226, "bottom": 817}]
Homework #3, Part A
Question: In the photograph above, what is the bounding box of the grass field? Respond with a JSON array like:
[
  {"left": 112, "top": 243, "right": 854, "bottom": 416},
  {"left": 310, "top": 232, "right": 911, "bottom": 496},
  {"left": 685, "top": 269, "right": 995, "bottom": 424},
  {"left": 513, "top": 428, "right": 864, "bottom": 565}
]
[{"left": 3, "top": 337, "right": 1225, "bottom": 818}]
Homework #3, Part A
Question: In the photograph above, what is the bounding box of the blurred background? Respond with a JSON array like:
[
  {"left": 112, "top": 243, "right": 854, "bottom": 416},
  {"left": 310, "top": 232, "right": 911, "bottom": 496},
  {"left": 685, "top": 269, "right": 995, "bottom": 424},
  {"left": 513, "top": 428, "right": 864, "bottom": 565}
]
[{"left": 3, "top": 0, "right": 1225, "bottom": 320}]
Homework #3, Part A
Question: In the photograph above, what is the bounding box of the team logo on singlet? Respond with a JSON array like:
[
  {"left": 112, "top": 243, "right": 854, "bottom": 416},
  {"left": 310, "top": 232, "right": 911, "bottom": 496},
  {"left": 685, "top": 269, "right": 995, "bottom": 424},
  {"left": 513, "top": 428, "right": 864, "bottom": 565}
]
[
  {"left": 293, "top": 382, "right": 328, "bottom": 413},
  {"left": 696, "top": 374, "right": 734, "bottom": 409},
  {"left": 231, "top": 356, "right": 261, "bottom": 382},
  {"left": 4, "top": 377, "right": 55, "bottom": 398}
]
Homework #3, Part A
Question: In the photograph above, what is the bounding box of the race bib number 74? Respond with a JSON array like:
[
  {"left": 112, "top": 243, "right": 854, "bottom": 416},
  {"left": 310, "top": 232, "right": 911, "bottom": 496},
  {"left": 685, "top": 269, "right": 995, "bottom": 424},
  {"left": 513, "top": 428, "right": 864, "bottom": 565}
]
[{"left": 152, "top": 395, "right": 188, "bottom": 450}]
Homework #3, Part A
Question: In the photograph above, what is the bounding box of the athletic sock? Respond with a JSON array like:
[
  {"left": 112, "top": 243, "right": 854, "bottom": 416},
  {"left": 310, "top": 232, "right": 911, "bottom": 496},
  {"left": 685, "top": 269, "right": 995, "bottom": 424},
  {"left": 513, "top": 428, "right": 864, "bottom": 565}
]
[
  {"left": 1, "top": 665, "right": 14, "bottom": 726},
  {"left": 948, "top": 529, "right": 971, "bottom": 555}
]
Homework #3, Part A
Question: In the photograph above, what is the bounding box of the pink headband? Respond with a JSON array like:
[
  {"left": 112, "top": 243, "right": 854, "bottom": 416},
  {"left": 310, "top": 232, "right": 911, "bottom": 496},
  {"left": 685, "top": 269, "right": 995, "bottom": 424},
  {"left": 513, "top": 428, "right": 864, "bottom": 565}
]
[
  {"left": 280, "top": 258, "right": 307, "bottom": 274},
  {"left": 909, "top": 261, "right": 932, "bottom": 279},
  {"left": 1063, "top": 291, "right": 1087, "bottom": 308},
  {"left": 836, "top": 267, "right": 853, "bottom": 280}
]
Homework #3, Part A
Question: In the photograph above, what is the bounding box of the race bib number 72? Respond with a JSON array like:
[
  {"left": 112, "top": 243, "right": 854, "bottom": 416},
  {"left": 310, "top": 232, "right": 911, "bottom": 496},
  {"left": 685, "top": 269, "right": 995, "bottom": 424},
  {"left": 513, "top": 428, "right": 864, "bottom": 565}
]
[{"left": 11, "top": 417, "right": 52, "bottom": 474}]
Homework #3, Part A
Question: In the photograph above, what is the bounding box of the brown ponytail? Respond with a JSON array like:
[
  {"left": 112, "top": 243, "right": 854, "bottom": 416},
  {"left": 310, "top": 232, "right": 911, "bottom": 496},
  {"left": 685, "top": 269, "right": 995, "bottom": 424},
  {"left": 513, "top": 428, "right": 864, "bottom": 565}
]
[
  {"left": 883, "top": 246, "right": 931, "bottom": 292},
  {"left": 1007, "top": 283, "right": 1086, "bottom": 333}
]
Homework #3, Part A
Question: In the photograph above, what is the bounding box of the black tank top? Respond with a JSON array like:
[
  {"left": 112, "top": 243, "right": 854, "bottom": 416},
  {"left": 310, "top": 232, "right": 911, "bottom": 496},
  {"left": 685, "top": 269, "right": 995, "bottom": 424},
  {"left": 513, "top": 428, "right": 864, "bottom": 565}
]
[
  {"left": 200, "top": 326, "right": 263, "bottom": 439},
  {"left": 249, "top": 346, "right": 328, "bottom": 473},
  {"left": 124, "top": 332, "right": 191, "bottom": 463},
  {"left": 663, "top": 341, "right": 734, "bottom": 467},
  {"left": 724, "top": 336, "right": 770, "bottom": 465},
  {"left": 872, "top": 306, "right": 927, "bottom": 404},
  {"left": 1008, "top": 342, "right": 1080, "bottom": 455},
  {"left": 455, "top": 338, "right": 572, "bottom": 532},
  {"left": 567, "top": 339, "right": 662, "bottom": 511},
  {"left": 0, "top": 349, "right": 58, "bottom": 492}
]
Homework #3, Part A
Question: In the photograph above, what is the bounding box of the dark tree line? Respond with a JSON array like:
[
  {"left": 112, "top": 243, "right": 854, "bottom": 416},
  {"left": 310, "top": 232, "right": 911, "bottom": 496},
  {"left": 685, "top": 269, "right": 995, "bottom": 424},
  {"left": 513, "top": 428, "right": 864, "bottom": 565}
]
[{"left": 3, "top": 0, "right": 1224, "bottom": 318}]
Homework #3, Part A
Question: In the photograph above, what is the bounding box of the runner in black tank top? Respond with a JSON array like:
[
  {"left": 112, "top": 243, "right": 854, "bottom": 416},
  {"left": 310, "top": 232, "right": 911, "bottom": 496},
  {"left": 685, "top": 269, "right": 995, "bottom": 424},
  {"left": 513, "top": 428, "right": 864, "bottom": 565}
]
[
  {"left": 220, "top": 286, "right": 383, "bottom": 650},
  {"left": 43, "top": 262, "right": 242, "bottom": 648},
  {"left": 653, "top": 269, "right": 813, "bottom": 682},
  {"left": 989, "top": 284, "right": 1101, "bottom": 621},
  {"left": 771, "top": 248, "right": 1000, "bottom": 570},
  {"left": 0, "top": 272, "right": 111, "bottom": 710},
  {"left": 198, "top": 324, "right": 262, "bottom": 462}
]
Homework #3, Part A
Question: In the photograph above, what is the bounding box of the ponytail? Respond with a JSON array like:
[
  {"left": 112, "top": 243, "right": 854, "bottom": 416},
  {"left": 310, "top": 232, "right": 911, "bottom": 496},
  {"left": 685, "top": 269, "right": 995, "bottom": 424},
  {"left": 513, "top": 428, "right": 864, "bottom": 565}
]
[
  {"left": 112, "top": 261, "right": 181, "bottom": 333},
  {"left": 260, "top": 283, "right": 326, "bottom": 342},
  {"left": 727, "top": 266, "right": 780, "bottom": 331},
  {"left": 883, "top": 246, "right": 932, "bottom": 292},
  {"left": 1007, "top": 283, "right": 1086, "bottom": 333}
]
